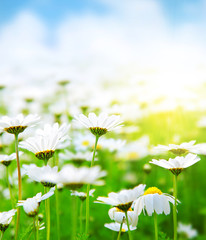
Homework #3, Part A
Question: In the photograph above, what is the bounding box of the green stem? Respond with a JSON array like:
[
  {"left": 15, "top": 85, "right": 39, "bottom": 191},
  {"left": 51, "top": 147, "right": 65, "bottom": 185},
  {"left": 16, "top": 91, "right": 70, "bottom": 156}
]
[
  {"left": 173, "top": 175, "right": 178, "bottom": 240},
  {"left": 80, "top": 200, "right": 83, "bottom": 233},
  {"left": 6, "top": 166, "right": 14, "bottom": 208},
  {"left": 44, "top": 187, "right": 50, "bottom": 240},
  {"left": 36, "top": 215, "right": 39, "bottom": 240},
  {"left": 0, "top": 231, "right": 4, "bottom": 240},
  {"left": 117, "top": 220, "right": 124, "bottom": 240},
  {"left": 125, "top": 211, "right": 133, "bottom": 240},
  {"left": 55, "top": 186, "right": 60, "bottom": 240},
  {"left": 90, "top": 136, "right": 99, "bottom": 168},
  {"left": 33, "top": 217, "right": 36, "bottom": 240},
  {"left": 15, "top": 133, "right": 21, "bottom": 240},
  {"left": 85, "top": 135, "right": 99, "bottom": 235},
  {"left": 154, "top": 211, "right": 158, "bottom": 240},
  {"left": 47, "top": 192, "right": 50, "bottom": 240},
  {"left": 72, "top": 196, "right": 77, "bottom": 240}
]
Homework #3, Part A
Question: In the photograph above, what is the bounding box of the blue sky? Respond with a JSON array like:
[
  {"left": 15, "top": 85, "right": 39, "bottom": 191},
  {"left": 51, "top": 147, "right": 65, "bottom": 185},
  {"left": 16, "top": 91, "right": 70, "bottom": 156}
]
[{"left": 0, "top": 0, "right": 205, "bottom": 28}]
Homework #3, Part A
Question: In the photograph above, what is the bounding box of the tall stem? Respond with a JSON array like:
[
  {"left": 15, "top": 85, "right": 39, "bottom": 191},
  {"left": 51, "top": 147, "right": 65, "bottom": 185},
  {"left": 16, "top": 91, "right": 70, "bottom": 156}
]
[
  {"left": 55, "top": 186, "right": 60, "bottom": 240},
  {"left": 47, "top": 193, "right": 50, "bottom": 240},
  {"left": 173, "top": 175, "right": 177, "bottom": 240},
  {"left": 15, "top": 133, "right": 22, "bottom": 240},
  {"left": 80, "top": 200, "right": 83, "bottom": 233},
  {"left": 6, "top": 166, "right": 14, "bottom": 208},
  {"left": 33, "top": 217, "right": 36, "bottom": 240},
  {"left": 85, "top": 135, "right": 99, "bottom": 235},
  {"left": 125, "top": 211, "right": 133, "bottom": 240},
  {"left": 44, "top": 187, "right": 50, "bottom": 240},
  {"left": 117, "top": 220, "right": 124, "bottom": 240},
  {"left": 72, "top": 196, "right": 77, "bottom": 240},
  {"left": 0, "top": 231, "right": 4, "bottom": 240},
  {"left": 154, "top": 211, "right": 158, "bottom": 240},
  {"left": 36, "top": 215, "right": 39, "bottom": 240},
  {"left": 54, "top": 152, "right": 60, "bottom": 240}
]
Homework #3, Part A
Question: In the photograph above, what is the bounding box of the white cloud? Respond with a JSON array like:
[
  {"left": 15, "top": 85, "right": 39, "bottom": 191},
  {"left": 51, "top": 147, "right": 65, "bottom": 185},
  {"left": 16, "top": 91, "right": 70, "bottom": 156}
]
[{"left": 0, "top": 0, "right": 206, "bottom": 89}]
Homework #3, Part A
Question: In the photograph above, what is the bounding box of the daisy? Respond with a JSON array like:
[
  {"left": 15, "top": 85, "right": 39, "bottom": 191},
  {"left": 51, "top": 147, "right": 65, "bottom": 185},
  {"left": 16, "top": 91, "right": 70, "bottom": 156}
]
[
  {"left": 59, "top": 150, "right": 96, "bottom": 164},
  {"left": 108, "top": 207, "right": 138, "bottom": 227},
  {"left": 71, "top": 189, "right": 95, "bottom": 201},
  {"left": 153, "top": 140, "right": 198, "bottom": 155},
  {"left": 150, "top": 153, "right": 201, "bottom": 176},
  {"left": 20, "top": 123, "right": 70, "bottom": 162},
  {"left": 134, "top": 186, "right": 176, "bottom": 240},
  {"left": 57, "top": 164, "right": 106, "bottom": 190},
  {"left": 75, "top": 112, "right": 123, "bottom": 137},
  {"left": 36, "top": 123, "right": 70, "bottom": 140},
  {"left": 134, "top": 187, "right": 175, "bottom": 216},
  {"left": 0, "top": 114, "right": 40, "bottom": 135},
  {"left": 96, "top": 184, "right": 145, "bottom": 212},
  {"left": 23, "top": 164, "right": 59, "bottom": 187},
  {"left": 0, "top": 209, "right": 17, "bottom": 232},
  {"left": 0, "top": 152, "right": 23, "bottom": 167},
  {"left": 177, "top": 222, "right": 198, "bottom": 239},
  {"left": 104, "top": 222, "right": 136, "bottom": 232},
  {"left": 17, "top": 189, "right": 55, "bottom": 217}
]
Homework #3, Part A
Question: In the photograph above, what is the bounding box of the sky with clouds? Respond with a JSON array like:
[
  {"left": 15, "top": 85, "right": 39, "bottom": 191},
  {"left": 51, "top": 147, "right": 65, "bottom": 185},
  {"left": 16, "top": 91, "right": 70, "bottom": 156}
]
[{"left": 1, "top": 0, "right": 206, "bottom": 90}]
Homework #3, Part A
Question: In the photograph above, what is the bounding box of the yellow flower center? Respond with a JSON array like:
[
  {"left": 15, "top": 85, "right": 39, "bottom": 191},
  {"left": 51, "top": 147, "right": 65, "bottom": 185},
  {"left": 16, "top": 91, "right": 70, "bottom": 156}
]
[
  {"left": 82, "top": 140, "right": 90, "bottom": 146},
  {"left": 122, "top": 228, "right": 126, "bottom": 232},
  {"left": 144, "top": 187, "right": 162, "bottom": 195}
]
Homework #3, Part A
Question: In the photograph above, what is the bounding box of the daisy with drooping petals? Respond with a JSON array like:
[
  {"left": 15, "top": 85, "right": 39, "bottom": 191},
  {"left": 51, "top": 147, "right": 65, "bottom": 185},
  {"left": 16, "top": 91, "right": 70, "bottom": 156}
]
[
  {"left": 134, "top": 187, "right": 175, "bottom": 216},
  {"left": 0, "top": 114, "right": 40, "bottom": 135},
  {"left": 17, "top": 188, "right": 55, "bottom": 217},
  {"left": 134, "top": 186, "right": 176, "bottom": 240},
  {"left": 153, "top": 140, "right": 198, "bottom": 155},
  {"left": 0, "top": 209, "right": 17, "bottom": 232},
  {"left": 75, "top": 112, "right": 123, "bottom": 137},
  {"left": 96, "top": 184, "right": 145, "bottom": 211},
  {"left": 23, "top": 164, "right": 59, "bottom": 187},
  {"left": 150, "top": 153, "right": 200, "bottom": 176}
]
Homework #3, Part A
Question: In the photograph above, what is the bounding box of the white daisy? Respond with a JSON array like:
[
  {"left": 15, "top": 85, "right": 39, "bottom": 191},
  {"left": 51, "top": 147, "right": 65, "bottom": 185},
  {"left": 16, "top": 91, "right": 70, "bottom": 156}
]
[
  {"left": 104, "top": 222, "right": 136, "bottom": 232},
  {"left": 23, "top": 164, "right": 59, "bottom": 187},
  {"left": 134, "top": 187, "right": 176, "bottom": 216},
  {"left": 96, "top": 184, "right": 146, "bottom": 211},
  {"left": 75, "top": 112, "right": 123, "bottom": 137},
  {"left": 0, "top": 209, "right": 17, "bottom": 232},
  {"left": 177, "top": 222, "right": 198, "bottom": 239},
  {"left": 0, "top": 114, "right": 40, "bottom": 135},
  {"left": 57, "top": 164, "right": 106, "bottom": 190},
  {"left": 108, "top": 207, "right": 138, "bottom": 227},
  {"left": 17, "top": 188, "right": 55, "bottom": 217},
  {"left": 59, "top": 150, "right": 96, "bottom": 164},
  {"left": 0, "top": 152, "right": 23, "bottom": 167},
  {"left": 71, "top": 189, "right": 95, "bottom": 201},
  {"left": 36, "top": 123, "right": 70, "bottom": 140},
  {"left": 153, "top": 140, "right": 198, "bottom": 155},
  {"left": 20, "top": 123, "right": 70, "bottom": 161},
  {"left": 150, "top": 153, "right": 201, "bottom": 176}
]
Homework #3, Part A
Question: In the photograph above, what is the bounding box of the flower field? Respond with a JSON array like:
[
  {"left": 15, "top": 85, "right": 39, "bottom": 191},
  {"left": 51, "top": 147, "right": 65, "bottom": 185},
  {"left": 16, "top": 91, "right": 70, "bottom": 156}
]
[{"left": 0, "top": 80, "right": 206, "bottom": 240}]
